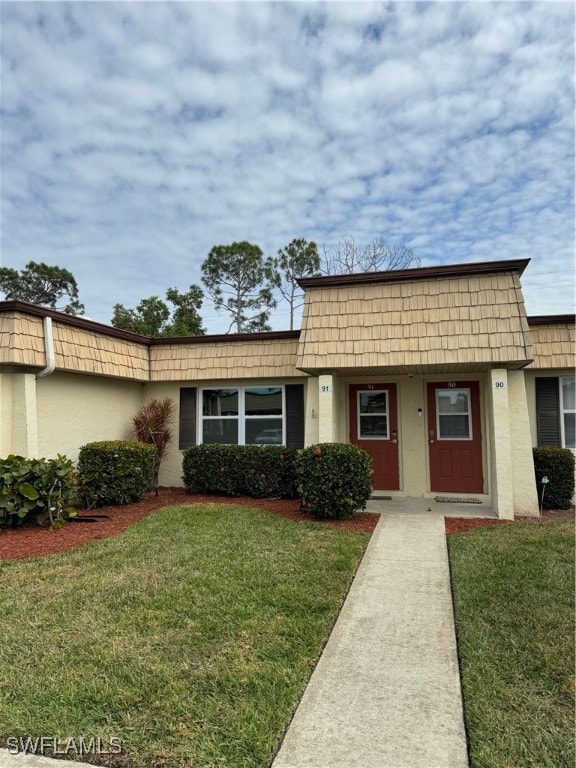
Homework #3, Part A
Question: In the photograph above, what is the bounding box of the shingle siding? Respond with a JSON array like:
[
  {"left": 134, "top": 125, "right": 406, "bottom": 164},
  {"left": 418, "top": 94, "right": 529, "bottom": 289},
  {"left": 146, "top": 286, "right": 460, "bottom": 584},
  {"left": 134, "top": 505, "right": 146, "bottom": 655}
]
[
  {"left": 527, "top": 322, "right": 575, "bottom": 369},
  {"left": 296, "top": 272, "right": 533, "bottom": 374}
]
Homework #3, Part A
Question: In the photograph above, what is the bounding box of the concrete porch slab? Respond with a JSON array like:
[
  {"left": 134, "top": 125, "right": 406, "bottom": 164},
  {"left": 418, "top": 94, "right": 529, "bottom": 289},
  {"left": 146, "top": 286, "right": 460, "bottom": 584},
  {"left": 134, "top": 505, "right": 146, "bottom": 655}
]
[{"left": 366, "top": 495, "right": 497, "bottom": 518}]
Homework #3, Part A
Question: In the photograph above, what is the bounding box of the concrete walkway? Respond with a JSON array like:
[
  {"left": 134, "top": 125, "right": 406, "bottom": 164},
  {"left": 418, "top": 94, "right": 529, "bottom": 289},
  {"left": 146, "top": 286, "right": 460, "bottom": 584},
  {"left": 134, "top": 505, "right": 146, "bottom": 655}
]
[{"left": 272, "top": 508, "right": 471, "bottom": 768}]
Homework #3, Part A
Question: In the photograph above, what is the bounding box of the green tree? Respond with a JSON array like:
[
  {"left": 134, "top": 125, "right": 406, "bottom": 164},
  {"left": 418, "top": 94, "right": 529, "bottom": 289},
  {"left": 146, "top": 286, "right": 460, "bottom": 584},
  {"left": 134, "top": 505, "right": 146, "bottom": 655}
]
[
  {"left": 201, "top": 241, "right": 276, "bottom": 333},
  {"left": 0, "top": 261, "right": 84, "bottom": 314},
  {"left": 111, "top": 286, "right": 205, "bottom": 337},
  {"left": 271, "top": 238, "right": 320, "bottom": 330}
]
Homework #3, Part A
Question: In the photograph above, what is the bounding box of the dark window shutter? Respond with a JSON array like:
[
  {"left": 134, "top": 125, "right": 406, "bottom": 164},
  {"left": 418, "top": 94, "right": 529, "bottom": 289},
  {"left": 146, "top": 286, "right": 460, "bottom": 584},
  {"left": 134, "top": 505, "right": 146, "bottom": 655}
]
[
  {"left": 285, "top": 384, "right": 305, "bottom": 448},
  {"left": 179, "top": 388, "right": 197, "bottom": 449},
  {"left": 536, "top": 378, "right": 560, "bottom": 447}
]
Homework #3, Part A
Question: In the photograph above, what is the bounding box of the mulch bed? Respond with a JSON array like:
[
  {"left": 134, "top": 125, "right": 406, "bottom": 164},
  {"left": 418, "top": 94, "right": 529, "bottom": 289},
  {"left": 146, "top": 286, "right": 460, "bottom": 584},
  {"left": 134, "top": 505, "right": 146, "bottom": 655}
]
[
  {"left": 445, "top": 507, "right": 574, "bottom": 535},
  {"left": 0, "top": 488, "right": 379, "bottom": 562}
]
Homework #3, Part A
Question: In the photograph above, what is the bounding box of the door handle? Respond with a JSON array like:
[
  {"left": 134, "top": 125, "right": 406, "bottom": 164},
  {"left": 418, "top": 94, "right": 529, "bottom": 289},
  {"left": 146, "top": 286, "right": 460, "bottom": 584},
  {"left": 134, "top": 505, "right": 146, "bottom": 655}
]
[{"left": 392, "top": 439, "right": 397, "bottom": 444}]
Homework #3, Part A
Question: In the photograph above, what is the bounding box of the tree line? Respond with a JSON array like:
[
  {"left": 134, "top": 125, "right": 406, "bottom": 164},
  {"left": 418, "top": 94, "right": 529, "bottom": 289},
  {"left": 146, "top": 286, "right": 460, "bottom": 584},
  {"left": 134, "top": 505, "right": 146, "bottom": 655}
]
[{"left": 0, "top": 237, "right": 418, "bottom": 336}]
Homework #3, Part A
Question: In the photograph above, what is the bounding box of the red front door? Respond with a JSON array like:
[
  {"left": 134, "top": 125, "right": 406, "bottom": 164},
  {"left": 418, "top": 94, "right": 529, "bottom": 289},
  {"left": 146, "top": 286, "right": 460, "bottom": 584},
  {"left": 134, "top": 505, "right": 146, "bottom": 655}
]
[
  {"left": 349, "top": 384, "right": 400, "bottom": 491},
  {"left": 427, "top": 381, "right": 483, "bottom": 493}
]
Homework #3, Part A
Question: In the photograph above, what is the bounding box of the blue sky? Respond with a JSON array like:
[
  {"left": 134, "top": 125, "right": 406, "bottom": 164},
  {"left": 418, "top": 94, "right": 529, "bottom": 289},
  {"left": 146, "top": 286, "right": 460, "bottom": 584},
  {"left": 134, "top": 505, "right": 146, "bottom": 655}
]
[{"left": 1, "top": 1, "right": 574, "bottom": 333}]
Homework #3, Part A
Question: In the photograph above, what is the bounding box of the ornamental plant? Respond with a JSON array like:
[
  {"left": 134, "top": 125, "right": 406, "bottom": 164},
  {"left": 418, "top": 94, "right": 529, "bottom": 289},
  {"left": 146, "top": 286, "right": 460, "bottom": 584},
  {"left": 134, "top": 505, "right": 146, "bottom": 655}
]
[
  {"left": 0, "top": 454, "right": 77, "bottom": 527},
  {"left": 182, "top": 445, "right": 299, "bottom": 498},
  {"left": 295, "top": 443, "right": 373, "bottom": 519},
  {"left": 77, "top": 441, "right": 156, "bottom": 508},
  {"left": 131, "top": 397, "right": 175, "bottom": 493},
  {"left": 533, "top": 447, "right": 575, "bottom": 509}
]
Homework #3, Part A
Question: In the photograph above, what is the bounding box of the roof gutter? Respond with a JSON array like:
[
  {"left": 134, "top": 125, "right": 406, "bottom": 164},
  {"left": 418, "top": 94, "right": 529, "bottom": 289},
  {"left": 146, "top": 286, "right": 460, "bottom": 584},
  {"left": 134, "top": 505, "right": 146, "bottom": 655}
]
[{"left": 37, "top": 316, "right": 55, "bottom": 378}]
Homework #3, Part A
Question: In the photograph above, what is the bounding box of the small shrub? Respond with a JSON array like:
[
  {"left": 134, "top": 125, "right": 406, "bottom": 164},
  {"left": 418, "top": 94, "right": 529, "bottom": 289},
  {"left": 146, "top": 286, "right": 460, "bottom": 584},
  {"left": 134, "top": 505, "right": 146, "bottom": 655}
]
[
  {"left": 182, "top": 445, "right": 299, "bottom": 499},
  {"left": 0, "top": 454, "right": 76, "bottom": 527},
  {"left": 533, "top": 447, "right": 575, "bottom": 509},
  {"left": 295, "top": 443, "right": 373, "bottom": 519},
  {"left": 77, "top": 441, "right": 156, "bottom": 508}
]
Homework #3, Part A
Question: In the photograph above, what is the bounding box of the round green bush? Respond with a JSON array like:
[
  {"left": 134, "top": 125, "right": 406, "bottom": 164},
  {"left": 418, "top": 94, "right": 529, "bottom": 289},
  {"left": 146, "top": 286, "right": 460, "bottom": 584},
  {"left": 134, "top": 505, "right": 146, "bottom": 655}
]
[
  {"left": 295, "top": 443, "right": 373, "bottom": 519},
  {"left": 77, "top": 441, "right": 156, "bottom": 508},
  {"left": 533, "top": 447, "right": 575, "bottom": 509}
]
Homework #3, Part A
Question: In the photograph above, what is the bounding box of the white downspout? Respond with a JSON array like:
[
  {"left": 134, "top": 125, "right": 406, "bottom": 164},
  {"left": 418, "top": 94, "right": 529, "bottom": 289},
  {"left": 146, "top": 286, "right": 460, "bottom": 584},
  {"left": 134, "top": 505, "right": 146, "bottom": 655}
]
[{"left": 37, "top": 316, "right": 55, "bottom": 378}]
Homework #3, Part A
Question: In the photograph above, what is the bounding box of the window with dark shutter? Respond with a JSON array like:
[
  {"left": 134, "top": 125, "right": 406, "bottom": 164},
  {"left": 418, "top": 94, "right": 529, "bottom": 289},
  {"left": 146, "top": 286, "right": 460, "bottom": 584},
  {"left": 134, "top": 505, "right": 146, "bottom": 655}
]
[
  {"left": 535, "top": 378, "right": 560, "bottom": 447},
  {"left": 179, "top": 388, "right": 197, "bottom": 449},
  {"left": 285, "top": 384, "right": 305, "bottom": 448}
]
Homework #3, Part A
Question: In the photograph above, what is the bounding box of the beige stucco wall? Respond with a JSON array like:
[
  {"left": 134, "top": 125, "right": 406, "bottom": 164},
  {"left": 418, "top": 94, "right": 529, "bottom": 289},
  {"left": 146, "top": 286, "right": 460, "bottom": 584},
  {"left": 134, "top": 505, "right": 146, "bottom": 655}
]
[
  {"left": 36, "top": 372, "right": 144, "bottom": 462},
  {"left": 508, "top": 370, "right": 539, "bottom": 515},
  {"left": 0, "top": 373, "right": 39, "bottom": 457}
]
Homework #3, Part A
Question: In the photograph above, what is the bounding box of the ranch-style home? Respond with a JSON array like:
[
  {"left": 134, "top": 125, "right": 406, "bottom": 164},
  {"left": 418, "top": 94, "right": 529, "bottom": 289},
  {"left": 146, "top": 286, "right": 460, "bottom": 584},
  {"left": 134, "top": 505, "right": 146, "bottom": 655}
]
[{"left": 0, "top": 258, "right": 574, "bottom": 520}]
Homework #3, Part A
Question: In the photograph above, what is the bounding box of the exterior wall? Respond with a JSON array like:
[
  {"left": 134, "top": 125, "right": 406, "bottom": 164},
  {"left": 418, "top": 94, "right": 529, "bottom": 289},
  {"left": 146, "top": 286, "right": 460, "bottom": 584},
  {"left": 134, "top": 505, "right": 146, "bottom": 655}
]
[
  {"left": 528, "top": 322, "right": 575, "bottom": 369},
  {"left": 0, "top": 311, "right": 150, "bottom": 379},
  {"left": 36, "top": 372, "right": 144, "bottom": 462},
  {"left": 150, "top": 336, "right": 305, "bottom": 381},
  {"left": 297, "top": 272, "right": 532, "bottom": 373},
  {"left": 144, "top": 377, "right": 311, "bottom": 487},
  {"left": 0, "top": 373, "right": 39, "bottom": 457},
  {"left": 0, "top": 312, "right": 45, "bottom": 367},
  {"left": 508, "top": 371, "right": 539, "bottom": 516},
  {"left": 52, "top": 323, "right": 149, "bottom": 381}
]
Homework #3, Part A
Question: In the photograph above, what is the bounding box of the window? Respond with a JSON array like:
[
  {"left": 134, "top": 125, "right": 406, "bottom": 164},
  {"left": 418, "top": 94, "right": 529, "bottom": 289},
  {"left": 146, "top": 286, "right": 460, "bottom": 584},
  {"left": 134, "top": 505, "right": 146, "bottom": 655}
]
[
  {"left": 357, "top": 391, "right": 389, "bottom": 439},
  {"left": 436, "top": 389, "right": 472, "bottom": 440},
  {"left": 536, "top": 376, "right": 575, "bottom": 450},
  {"left": 179, "top": 384, "right": 305, "bottom": 450},
  {"left": 201, "top": 386, "right": 284, "bottom": 445},
  {"left": 560, "top": 377, "right": 575, "bottom": 450}
]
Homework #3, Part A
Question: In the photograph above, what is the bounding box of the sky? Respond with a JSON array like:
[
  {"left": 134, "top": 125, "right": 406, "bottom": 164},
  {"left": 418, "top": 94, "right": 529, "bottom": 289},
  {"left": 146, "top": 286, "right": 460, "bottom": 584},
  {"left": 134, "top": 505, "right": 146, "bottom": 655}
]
[{"left": 1, "top": 0, "right": 574, "bottom": 333}]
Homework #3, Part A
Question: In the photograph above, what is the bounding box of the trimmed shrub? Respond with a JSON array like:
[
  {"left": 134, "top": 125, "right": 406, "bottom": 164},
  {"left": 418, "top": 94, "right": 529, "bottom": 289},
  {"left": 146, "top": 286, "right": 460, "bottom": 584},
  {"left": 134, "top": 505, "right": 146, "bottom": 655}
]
[
  {"left": 533, "top": 447, "right": 575, "bottom": 510},
  {"left": 182, "top": 445, "right": 299, "bottom": 499},
  {"left": 77, "top": 441, "right": 156, "bottom": 508},
  {"left": 295, "top": 443, "right": 373, "bottom": 520},
  {"left": 0, "top": 454, "right": 76, "bottom": 527}
]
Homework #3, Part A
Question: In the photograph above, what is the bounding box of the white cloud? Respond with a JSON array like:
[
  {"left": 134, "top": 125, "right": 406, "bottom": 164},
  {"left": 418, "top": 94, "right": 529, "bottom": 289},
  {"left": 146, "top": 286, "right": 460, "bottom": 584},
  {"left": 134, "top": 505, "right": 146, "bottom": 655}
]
[{"left": 0, "top": 1, "right": 573, "bottom": 329}]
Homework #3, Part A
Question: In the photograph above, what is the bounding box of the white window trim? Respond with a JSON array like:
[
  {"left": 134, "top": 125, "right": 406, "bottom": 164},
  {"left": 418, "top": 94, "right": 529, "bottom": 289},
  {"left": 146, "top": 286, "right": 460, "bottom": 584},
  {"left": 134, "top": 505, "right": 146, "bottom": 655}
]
[
  {"left": 357, "top": 389, "right": 390, "bottom": 440},
  {"left": 199, "top": 386, "right": 286, "bottom": 445},
  {"left": 560, "top": 376, "right": 575, "bottom": 451},
  {"left": 436, "top": 387, "right": 473, "bottom": 441}
]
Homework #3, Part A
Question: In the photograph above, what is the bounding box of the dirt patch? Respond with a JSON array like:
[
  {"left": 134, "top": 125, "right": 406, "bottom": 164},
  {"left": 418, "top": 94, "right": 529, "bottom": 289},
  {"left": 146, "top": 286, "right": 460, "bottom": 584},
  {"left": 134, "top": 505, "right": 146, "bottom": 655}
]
[
  {"left": 0, "top": 488, "right": 378, "bottom": 562},
  {"left": 445, "top": 507, "right": 574, "bottom": 535}
]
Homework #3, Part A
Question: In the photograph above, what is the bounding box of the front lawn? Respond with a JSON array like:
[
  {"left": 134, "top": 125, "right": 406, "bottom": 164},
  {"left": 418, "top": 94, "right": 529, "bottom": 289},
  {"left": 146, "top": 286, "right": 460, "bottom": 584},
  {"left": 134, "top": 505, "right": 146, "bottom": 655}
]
[
  {"left": 0, "top": 503, "right": 370, "bottom": 768},
  {"left": 449, "top": 520, "right": 574, "bottom": 768}
]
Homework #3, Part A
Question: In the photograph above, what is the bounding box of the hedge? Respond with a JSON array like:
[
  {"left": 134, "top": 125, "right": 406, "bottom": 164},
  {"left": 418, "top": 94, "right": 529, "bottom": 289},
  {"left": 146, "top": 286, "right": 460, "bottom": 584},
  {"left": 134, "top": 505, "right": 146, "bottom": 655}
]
[
  {"left": 182, "top": 444, "right": 299, "bottom": 499},
  {"left": 77, "top": 441, "right": 156, "bottom": 508}
]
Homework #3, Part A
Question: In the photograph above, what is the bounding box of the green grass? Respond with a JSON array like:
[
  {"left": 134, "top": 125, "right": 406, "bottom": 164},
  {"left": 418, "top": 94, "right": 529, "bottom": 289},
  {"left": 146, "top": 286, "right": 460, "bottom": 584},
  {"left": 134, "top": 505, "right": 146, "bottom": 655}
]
[
  {"left": 0, "top": 503, "right": 370, "bottom": 768},
  {"left": 449, "top": 520, "right": 575, "bottom": 768}
]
